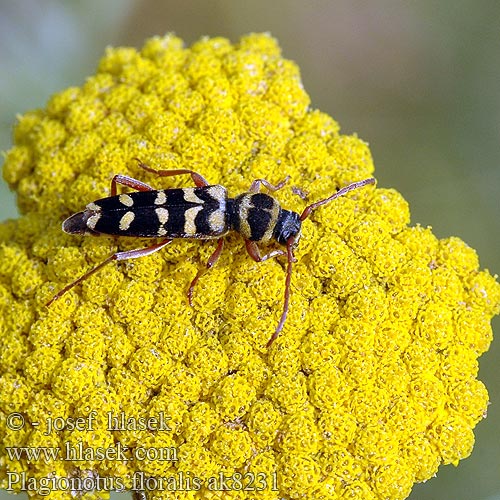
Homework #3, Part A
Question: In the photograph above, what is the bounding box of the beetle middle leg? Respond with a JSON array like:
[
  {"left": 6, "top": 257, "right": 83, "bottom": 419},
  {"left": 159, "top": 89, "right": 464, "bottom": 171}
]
[{"left": 187, "top": 238, "right": 225, "bottom": 305}]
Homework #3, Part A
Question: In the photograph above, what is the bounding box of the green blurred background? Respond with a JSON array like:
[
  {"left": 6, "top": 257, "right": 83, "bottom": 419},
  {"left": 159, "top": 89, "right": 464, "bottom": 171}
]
[{"left": 1, "top": 1, "right": 499, "bottom": 499}]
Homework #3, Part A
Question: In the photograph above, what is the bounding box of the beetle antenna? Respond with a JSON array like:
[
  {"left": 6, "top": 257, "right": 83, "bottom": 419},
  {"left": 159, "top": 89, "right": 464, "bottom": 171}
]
[
  {"left": 300, "top": 178, "right": 376, "bottom": 221},
  {"left": 266, "top": 236, "right": 295, "bottom": 347}
]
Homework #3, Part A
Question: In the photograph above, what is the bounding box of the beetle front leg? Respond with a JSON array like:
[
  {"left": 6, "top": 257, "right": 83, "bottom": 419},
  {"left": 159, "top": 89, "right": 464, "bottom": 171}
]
[
  {"left": 245, "top": 240, "right": 286, "bottom": 262},
  {"left": 245, "top": 239, "right": 297, "bottom": 348},
  {"left": 248, "top": 176, "right": 290, "bottom": 194}
]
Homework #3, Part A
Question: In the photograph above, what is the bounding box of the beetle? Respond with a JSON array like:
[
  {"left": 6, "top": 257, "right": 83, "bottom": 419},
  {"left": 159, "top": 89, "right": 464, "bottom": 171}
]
[{"left": 47, "top": 159, "right": 375, "bottom": 347}]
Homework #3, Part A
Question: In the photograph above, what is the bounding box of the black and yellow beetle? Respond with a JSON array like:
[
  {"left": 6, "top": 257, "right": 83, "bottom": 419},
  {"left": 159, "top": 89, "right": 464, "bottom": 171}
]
[{"left": 48, "top": 160, "right": 375, "bottom": 346}]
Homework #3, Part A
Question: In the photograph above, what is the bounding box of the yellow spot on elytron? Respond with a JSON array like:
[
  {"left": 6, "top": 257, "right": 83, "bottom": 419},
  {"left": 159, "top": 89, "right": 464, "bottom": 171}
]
[
  {"left": 184, "top": 206, "right": 203, "bottom": 235},
  {"left": 119, "top": 211, "right": 135, "bottom": 231},
  {"left": 237, "top": 194, "right": 253, "bottom": 240},
  {"left": 183, "top": 189, "right": 204, "bottom": 204},
  {"left": 209, "top": 209, "right": 226, "bottom": 234},
  {"left": 208, "top": 186, "right": 227, "bottom": 234},
  {"left": 119, "top": 194, "right": 134, "bottom": 207},
  {"left": 86, "top": 202, "right": 101, "bottom": 212},
  {"left": 155, "top": 191, "right": 167, "bottom": 205},
  {"left": 207, "top": 185, "right": 227, "bottom": 202},
  {"left": 156, "top": 207, "right": 169, "bottom": 224},
  {"left": 87, "top": 213, "right": 101, "bottom": 230}
]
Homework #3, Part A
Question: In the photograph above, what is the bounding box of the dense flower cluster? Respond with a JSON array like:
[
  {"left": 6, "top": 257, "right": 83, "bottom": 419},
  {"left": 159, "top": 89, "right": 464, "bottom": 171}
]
[{"left": 1, "top": 33, "right": 499, "bottom": 500}]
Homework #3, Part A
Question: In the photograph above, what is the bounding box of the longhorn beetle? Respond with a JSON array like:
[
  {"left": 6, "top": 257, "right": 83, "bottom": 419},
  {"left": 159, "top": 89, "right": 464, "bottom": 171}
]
[{"left": 47, "top": 160, "right": 375, "bottom": 347}]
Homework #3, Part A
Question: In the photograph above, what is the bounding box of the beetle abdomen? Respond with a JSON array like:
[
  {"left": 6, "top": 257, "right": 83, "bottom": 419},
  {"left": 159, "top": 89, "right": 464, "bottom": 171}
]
[
  {"left": 62, "top": 185, "right": 230, "bottom": 239},
  {"left": 62, "top": 211, "right": 97, "bottom": 235}
]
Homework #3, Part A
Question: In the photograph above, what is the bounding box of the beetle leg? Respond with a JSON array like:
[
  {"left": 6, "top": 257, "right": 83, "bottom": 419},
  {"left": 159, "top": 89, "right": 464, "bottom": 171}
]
[
  {"left": 291, "top": 186, "right": 309, "bottom": 200},
  {"left": 266, "top": 237, "right": 295, "bottom": 347},
  {"left": 135, "top": 158, "right": 210, "bottom": 187},
  {"left": 249, "top": 176, "right": 290, "bottom": 193},
  {"left": 187, "top": 238, "right": 225, "bottom": 305},
  {"left": 245, "top": 239, "right": 295, "bottom": 347},
  {"left": 245, "top": 240, "right": 286, "bottom": 262},
  {"left": 110, "top": 174, "right": 155, "bottom": 196},
  {"left": 46, "top": 239, "right": 173, "bottom": 306}
]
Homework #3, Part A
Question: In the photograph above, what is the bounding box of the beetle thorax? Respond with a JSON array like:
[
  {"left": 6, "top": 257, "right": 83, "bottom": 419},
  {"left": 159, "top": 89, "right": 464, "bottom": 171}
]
[
  {"left": 230, "top": 192, "right": 280, "bottom": 243},
  {"left": 230, "top": 192, "right": 301, "bottom": 245}
]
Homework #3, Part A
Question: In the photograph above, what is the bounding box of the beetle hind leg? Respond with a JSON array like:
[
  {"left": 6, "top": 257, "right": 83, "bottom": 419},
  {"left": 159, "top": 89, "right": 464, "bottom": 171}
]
[{"left": 46, "top": 239, "right": 173, "bottom": 306}]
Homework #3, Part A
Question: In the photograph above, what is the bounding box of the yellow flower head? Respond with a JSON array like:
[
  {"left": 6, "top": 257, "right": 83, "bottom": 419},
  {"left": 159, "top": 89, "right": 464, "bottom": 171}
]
[{"left": 1, "top": 33, "right": 500, "bottom": 500}]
